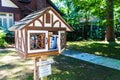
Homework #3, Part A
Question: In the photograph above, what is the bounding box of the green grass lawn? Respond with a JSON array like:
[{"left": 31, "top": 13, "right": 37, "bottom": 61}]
[
  {"left": 1, "top": 50, "right": 120, "bottom": 80},
  {"left": 67, "top": 41, "right": 120, "bottom": 60}
]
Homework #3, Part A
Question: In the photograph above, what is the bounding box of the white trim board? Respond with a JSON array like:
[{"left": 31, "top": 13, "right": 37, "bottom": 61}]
[{"left": 1, "top": 0, "right": 18, "bottom": 8}]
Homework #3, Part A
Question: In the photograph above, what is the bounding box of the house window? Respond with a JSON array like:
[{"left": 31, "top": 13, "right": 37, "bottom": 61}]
[
  {"left": 0, "top": 14, "right": 6, "bottom": 16},
  {"left": 9, "top": 19, "right": 14, "bottom": 27},
  {"left": 9, "top": 14, "right": 12, "bottom": 16},
  {"left": 3, "top": 18, "right": 7, "bottom": 30},
  {"left": 0, "top": 13, "right": 14, "bottom": 31}
]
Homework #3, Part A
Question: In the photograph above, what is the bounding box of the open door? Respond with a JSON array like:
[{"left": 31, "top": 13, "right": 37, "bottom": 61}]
[
  {"left": 58, "top": 31, "right": 66, "bottom": 53},
  {"left": 27, "top": 30, "right": 48, "bottom": 53}
]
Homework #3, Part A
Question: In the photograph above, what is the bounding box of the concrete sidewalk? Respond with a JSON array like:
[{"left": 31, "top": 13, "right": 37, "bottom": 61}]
[
  {"left": 0, "top": 48, "right": 16, "bottom": 52},
  {"left": 63, "top": 49, "right": 120, "bottom": 71}
]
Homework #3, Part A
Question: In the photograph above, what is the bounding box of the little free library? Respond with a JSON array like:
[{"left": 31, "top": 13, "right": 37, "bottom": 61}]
[{"left": 9, "top": 7, "right": 73, "bottom": 59}]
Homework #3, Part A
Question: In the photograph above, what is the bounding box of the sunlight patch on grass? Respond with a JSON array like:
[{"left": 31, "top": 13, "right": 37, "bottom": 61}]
[
  {"left": 0, "top": 50, "right": 34, "bottom": 80},
  {"left": 52, "top": 67, "right": 61, "bottom": 73},
  {"left": 9, "top": 67, "right": 23, "bottom": 75},
  {"left": 67, "top": 41, "right": 120, "bottom": 59},
  {"left": 95, "top": 52, "right": 102, "bottom": 55},
  {"left": 0, "top": 55, "right": 20, "bottom": 63},
  {"left": 115, "top": 46, "right": 120, "bottom": 49}
]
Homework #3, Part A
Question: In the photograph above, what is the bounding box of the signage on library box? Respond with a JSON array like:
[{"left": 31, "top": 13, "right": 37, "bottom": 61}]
[{"left": 39, "top": 63, "right": 51, "bottom": 78}]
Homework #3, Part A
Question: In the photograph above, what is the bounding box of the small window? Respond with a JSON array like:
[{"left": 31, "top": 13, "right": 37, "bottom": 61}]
[
  {"left": 3, "top": 18, "right": 7, "bottom": 30},
  {"left": 9, "top": 19, "right": 14, "bottom": 27},
  {"left": 0, "top": 13, "right": 6, "bottom": 16},
  {"left": 30, "top": 33, "right": 45, "bottom": 50},
  {"left": 28, "top": 30, "right": 48, "bottom": 53},
  {"left": 9, "top": 14, "right": 13, "bottom": 17}
]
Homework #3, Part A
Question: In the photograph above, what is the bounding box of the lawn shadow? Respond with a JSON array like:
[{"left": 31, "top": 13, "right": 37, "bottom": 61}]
[
  {"left": 50, "top": 55, "right": 120, "bottom": 80},
  {"left": 14, "top": 71, "right": 33, "bottom": 80},
  {"left": 0, "top": 51, "right": 16, "bottom": 57},
  {"left": 0, "top": 64, "right": 16, "bottom": 69},
  {"left": 68, "top": 42, "right": 120, "bottom": 59}
]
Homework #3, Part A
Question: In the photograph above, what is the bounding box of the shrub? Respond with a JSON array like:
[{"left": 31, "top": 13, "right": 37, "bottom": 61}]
[
  {"left": 0, "top": 30, "right": 7, "bottom": 48},
  {"left": 5, "top": 31, "right": 15, "bottom": 44}
]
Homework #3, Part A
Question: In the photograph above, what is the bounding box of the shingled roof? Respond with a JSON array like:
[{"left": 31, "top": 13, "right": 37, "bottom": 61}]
[{"left": 9, "top": 7, "right": 73, "bottom": 31}]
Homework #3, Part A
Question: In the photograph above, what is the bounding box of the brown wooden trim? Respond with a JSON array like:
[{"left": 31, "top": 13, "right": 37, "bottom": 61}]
[
  {"left": 22, "top": 14, "right": 43, "bottom": 29},
  {"left": 37, "top": 19, "right": 43, "bottom": 27},
  {"left": 25, "top": 29, "right": 28, "bottom": 54},
  {"left": 21, "top": 8, "right": 53, "bottom": 30},
  {"left": 16, "top": 31, "right": 18, "bottom": 48},
  {"left": 21, "top": 31, "right": 23, "bottom": 52},
  {"left": 21, "top": 7, "right": 73, "bottom": 32},
  {"left": 21, "top": 30, "right": 26, "bottom": 53},
  {"left": 43, "top": 15, "right": 45, "bottom": 27},
  {"left": 65, "top": 31, "right": 67, "bottom": 49},
  {"left": 50, "top": 7, "right": 73, "bottom": 31},
  {"left": 34, "top": 57, "right": 39, "bottom": 80},
  {"left": 45, "top": 12, "right": 50, "bottom": 23},
  {"left": 51, "top": 14, "right": 53, "bottom": 27},
  {"left": 33, "top": 22, "right": 35, "bottom": 27},
  {"left": 18, "top": 31, "right": 22, "bottom": 51},
  {"left": 26, "top": 27, "right": 66, "bottom": 31},
  {"left": 27, "top": 51, "right": 60, "bottom": 58},
  {"left": 52, "top": 20, "right": 59, "bottom": 27},
  {"left": 59, "top": 22, "right": 61, "bottom": 28},
  {"left": 15, "top": 31, "right": 18, "bottom": 48},
  {"left": 18, "top": 50, "right": 27, "bottom": 59}
]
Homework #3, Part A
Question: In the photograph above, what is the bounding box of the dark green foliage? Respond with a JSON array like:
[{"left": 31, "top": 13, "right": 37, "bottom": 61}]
[
  {"left": 5, "top": 31, "right": 15, "bottom": 44},
  {"left": 0, "top": 30, "right": 7, "bottom": 48},
  {"left": 52, "top": 0, "right": 120, "bottom": 41}
]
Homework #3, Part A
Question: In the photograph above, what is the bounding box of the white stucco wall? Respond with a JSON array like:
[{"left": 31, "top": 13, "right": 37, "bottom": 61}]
[{"left": 1, "top": 0, "right": 18, "bottom": 8}]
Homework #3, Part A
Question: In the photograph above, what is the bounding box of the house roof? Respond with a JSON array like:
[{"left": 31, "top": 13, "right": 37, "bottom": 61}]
[
  {"left": 11, "top": 0, "right": 63, "bottom": 15},
  {"left": 9, "top": 7, "right": 73, "bottom": 31},
  {"left": 47, "top": 0, "right": 64, "bottom": 15}
]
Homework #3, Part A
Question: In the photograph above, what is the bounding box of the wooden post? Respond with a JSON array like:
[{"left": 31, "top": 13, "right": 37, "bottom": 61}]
[
  {"left": 34, "top": 57, "right": 40, "bottom": 80},
  {"left": 41, "top": 55, "right": 48, "bottom": 80},
  {"left": 34, "top": 55, "right": 48, "bottom": 80}
]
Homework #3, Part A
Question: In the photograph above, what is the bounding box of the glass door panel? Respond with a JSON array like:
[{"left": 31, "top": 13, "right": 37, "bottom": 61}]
[
  {"left": 3, "top": 18, "right": 7, "bottom": 31},
  {"left": 58, "top": 31, "right": 66, "bottom": 53},
  {"left": 28, "top": 30, "right": 48, "bottom": 53}
]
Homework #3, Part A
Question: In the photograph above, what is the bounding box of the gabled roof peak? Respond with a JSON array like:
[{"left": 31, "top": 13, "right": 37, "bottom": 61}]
[{"left": 9, "top": 7, "right": 73, "bottom": 31}]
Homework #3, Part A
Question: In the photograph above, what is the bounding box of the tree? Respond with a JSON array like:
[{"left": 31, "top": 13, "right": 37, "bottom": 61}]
[
  {"left": 52, "top": 0, "right": 120, "bottom": 41},
  {"left": 106, "top": 0, "right": 115, "bottom": 42}
]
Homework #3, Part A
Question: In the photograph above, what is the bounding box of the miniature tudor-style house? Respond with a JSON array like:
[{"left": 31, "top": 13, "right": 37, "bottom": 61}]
[{"left": 9, "top": 7, "right": 73, "bottom": 59}]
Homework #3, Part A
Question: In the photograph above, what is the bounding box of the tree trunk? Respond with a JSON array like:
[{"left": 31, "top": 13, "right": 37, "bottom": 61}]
[
  {"left": 84, "top": 12, "right": 90, "bottom": 40},
  {"left": 106, "top": 0, "right": 115, "bottom": 42}
]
